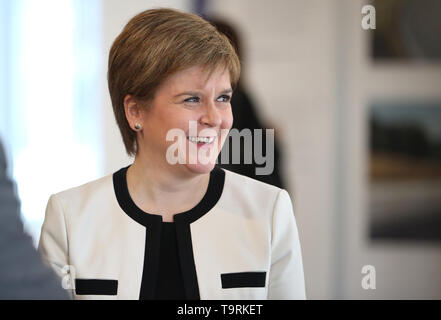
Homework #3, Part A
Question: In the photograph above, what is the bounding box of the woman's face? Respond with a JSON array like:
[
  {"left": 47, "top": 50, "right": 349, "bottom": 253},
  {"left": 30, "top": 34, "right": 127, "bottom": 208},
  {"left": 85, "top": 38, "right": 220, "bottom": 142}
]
[{"left": 133, "top": 65, "right": 234, "bottom": 175}]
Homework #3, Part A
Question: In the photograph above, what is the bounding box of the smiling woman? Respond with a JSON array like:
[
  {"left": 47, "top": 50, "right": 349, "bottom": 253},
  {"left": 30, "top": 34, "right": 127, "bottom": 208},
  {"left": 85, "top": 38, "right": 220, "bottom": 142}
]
[
  {"left": 38, "top": 7, "right": 306, "bottom": 300},
  {"left": 125, "top": 64, "right": 233, "bottom": 177},
  {"left": 108, "top": 8, "right": 240, "bottom": 158}
]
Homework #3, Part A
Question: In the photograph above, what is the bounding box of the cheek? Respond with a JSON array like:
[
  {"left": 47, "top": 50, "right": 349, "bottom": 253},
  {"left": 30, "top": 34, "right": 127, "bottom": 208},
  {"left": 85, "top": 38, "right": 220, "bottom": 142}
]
[
  {"left": 161, "top": 111, "right": 189, "bottom": 133},
  {"left": 221, "top": 108, "right": 234, "bottom": 130}
]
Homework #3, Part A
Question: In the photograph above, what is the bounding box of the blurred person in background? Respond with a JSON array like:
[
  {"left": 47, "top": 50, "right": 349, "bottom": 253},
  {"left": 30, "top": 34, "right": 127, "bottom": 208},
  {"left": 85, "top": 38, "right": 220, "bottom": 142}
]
[
  {"left": 210, "top": 17, "right": 285, "bottom": 188},
  {"left": 0, "top": 140, "right": 68, "bottom": 299},
  {"left": 39, "top": 8, "right": 305, "bottom": 300}
]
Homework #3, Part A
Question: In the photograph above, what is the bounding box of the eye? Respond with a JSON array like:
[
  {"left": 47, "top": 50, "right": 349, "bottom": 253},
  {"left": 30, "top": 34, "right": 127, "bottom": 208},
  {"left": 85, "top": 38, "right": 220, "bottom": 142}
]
[
  {"left": 184, "top": 96, "right": 200, "bottom": 103},
  {"left": 217, "top": 95, "right": 231, "bottom": 103}
]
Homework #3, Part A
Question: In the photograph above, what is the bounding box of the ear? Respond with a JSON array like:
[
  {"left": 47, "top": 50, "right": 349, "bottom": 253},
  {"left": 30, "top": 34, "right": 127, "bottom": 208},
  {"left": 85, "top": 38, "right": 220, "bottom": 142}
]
[{"left": 123, "top": 94, "right": 143, "bottom": 131}]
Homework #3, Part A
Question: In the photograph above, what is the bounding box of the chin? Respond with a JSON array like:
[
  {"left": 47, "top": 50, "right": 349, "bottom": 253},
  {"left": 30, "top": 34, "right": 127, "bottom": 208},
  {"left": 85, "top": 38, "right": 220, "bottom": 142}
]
[{"left": 184, "top": 162, "right": 216, "bottom": 174}]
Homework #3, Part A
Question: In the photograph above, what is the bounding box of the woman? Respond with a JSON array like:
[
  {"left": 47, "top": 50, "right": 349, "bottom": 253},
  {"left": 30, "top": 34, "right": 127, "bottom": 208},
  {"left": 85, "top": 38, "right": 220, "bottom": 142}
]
[{"left": 39, "top": 8, "right": 306, "bottom": 300}]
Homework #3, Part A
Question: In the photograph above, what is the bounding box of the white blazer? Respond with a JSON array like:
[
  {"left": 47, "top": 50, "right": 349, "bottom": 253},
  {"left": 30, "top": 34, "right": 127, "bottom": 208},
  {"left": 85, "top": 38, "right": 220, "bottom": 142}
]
[{"left": 38, "top": 166, "right": 306, "bottom": 300}]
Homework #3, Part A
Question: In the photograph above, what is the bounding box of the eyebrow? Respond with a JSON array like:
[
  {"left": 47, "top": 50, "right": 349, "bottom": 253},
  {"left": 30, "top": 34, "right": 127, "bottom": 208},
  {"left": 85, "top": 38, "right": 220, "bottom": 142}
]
[{"left": 173, "top": 88, "right": 233, "bottom": 98}]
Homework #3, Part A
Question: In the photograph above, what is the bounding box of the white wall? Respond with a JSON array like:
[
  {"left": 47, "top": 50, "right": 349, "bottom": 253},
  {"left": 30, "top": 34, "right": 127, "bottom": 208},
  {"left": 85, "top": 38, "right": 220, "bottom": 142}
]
[
  {"left": 209, "top": 0, "right": 441, "bottom": 299},
  {"left": 343, "top": 0, "right": 441, "bottom": 299}
]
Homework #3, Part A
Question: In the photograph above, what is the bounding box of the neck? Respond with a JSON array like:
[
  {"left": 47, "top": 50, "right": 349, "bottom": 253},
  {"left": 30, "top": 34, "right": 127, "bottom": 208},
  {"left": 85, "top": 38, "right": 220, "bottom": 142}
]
[{"left": 126, "top": 152, "right": 210, "bottom": 222}]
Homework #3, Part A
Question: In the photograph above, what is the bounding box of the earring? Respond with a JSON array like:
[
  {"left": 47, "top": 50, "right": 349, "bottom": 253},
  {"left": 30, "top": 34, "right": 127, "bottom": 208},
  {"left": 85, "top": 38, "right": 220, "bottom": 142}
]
[{"left": 134, "top": 123, "right": 142, "bottom": 131}]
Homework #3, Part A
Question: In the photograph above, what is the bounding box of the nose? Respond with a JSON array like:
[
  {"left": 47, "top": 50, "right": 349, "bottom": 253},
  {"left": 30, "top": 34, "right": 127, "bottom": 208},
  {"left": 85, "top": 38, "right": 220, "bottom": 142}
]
[{"left": 199, "top": 101, "right": 222, "bottom": 128}]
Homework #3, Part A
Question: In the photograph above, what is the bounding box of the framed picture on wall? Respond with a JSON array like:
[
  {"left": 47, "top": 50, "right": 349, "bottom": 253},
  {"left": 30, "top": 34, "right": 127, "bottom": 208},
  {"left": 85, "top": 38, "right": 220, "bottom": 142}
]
[
  {"left": 369, "top": 102, "right": 441, "bottom": 241},
  {"left": 371, "top": 0, "right": 441, "bottom": 61}
]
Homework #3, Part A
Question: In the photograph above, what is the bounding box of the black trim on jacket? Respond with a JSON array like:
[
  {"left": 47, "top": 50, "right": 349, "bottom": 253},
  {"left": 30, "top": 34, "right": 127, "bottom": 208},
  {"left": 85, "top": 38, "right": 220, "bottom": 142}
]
[
  {"left": 221, "top": 272, "right": 266, "bottom": 289},
  {"left": 75, "top": 279, "right": 118, "bottom": 295},
  {"left": 113, "top": 165, "right": 225, "bottom": 300}
]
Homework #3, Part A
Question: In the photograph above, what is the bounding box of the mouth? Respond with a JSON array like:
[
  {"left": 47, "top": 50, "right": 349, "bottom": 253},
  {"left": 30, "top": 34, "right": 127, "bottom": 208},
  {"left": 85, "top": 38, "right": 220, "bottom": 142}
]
[{"left": 187, "top": 136, "right": 216, "bottom": 145}]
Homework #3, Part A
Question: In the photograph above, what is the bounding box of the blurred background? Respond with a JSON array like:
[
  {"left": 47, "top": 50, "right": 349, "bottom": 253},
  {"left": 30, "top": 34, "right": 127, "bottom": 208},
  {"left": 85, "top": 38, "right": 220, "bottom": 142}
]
[{"left": 1, "top": 0, "right": 441, "bottom": 299}]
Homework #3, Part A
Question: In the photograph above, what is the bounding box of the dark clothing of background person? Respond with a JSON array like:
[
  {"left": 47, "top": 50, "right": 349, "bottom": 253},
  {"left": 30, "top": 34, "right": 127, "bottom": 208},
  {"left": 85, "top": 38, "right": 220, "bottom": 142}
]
[
  {"left": 210, "top": 17, "right": 285, "bottom": 188},
  {"left": 0, "top": 141, "right": 68, "bottom": 299}
]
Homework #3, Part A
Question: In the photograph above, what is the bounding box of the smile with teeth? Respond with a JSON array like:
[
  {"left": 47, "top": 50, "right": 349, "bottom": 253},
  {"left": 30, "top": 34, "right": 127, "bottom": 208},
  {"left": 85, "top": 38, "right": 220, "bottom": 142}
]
[{"left": 187, "top": 136, "right": 215, "bottom": 144}]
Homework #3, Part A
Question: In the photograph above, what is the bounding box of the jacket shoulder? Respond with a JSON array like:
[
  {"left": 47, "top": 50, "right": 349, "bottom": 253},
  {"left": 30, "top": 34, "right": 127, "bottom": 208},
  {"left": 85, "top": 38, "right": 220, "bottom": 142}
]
[
  {"left": 51, "top": 173, "right": 114, "bottom": 210},
  {"left": 222, "top": 168, "right": 282, "bottom": 196},
  {"left": 220, "top": 168, "right": 287, "bottom": 219}
]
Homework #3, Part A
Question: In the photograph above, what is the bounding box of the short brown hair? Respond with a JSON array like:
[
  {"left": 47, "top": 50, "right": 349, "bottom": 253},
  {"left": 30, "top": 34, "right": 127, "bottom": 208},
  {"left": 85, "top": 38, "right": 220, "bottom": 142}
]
[{"left": 108, "top": 8, "right": 241, "bottom": 156}]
